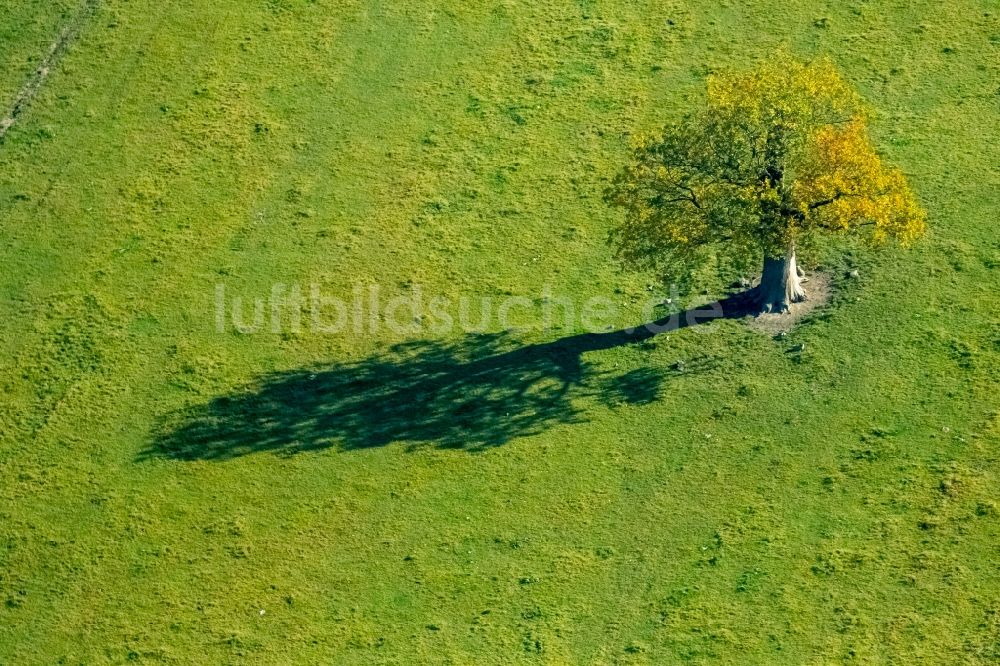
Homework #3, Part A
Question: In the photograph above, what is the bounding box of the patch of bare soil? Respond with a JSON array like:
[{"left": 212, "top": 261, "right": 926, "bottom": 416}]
[{"left": 747, "top": 271, "right": 833, "bottom": 336}]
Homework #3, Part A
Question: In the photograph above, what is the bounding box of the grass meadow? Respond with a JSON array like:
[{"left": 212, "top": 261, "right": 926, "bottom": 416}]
[{"left": 1, "top": 0, "right": 999, "bottom": 662}]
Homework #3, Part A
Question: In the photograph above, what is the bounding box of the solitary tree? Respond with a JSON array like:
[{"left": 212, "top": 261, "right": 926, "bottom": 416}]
[{"left": 606, "top": 56, "right": 926, "bottom": 313}]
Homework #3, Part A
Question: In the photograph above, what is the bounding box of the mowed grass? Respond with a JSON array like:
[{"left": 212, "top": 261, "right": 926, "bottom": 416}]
[{"left": 1, "top": 0, "right": 999, "bottom": 662}]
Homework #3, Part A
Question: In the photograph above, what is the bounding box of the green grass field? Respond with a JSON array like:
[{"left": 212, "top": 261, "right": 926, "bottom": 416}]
[{"left": 1, "top": 0, "right": 999, "bottom": 662}]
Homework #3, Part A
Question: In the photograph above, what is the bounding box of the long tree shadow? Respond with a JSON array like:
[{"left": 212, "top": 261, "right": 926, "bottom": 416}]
[{"left": 142, "top": 295, "right": 751, "bottom": 461}]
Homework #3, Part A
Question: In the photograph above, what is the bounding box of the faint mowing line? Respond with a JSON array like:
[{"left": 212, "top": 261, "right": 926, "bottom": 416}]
[{"left": 0, "top": 0, "right": 101, "bottom": 142}]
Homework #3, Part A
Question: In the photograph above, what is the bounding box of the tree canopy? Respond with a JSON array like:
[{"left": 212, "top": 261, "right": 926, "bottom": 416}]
[{"left": 606, "top": 55, "right": 926, "bottom": 309}]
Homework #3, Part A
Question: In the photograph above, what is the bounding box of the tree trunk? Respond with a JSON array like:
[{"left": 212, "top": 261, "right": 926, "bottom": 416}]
[{"left": 754, "top": 246, "right": 806, "bottom": 313}]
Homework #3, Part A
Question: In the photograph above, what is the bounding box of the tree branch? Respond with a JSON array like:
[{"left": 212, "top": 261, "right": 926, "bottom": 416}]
[
  {"left": 654, "top": 194, "right": 702, "bottom": 210},
  {"left": 809, "top": 192, "right": 847, "bottom": 210}
]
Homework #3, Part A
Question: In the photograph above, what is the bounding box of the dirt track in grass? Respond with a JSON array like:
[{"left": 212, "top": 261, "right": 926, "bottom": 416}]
[{"left": 0, "top": 0, "right": 100, "bottom": 141}]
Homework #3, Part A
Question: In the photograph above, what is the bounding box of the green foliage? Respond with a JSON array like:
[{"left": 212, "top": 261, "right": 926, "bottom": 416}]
[{"left": 606, "top": 55, "right": 926, "bottom": 285}]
